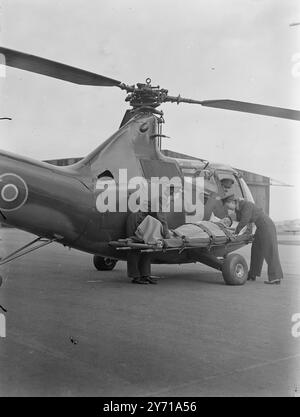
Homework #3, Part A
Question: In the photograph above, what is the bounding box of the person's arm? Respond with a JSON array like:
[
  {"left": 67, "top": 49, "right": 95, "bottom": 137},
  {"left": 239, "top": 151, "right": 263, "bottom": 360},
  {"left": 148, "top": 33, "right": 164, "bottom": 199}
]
[
  {"left": 204, "top": 195, "right": 219, "bottom": 220},
  {"left": 235, "top": 204, "right": 253, "bottom": 235},
  {"left": 154, "top": 196, "right": 171, "bottom": 238},
  {"left": 156, "top": 211, "right": 171, "bottom": 238}
]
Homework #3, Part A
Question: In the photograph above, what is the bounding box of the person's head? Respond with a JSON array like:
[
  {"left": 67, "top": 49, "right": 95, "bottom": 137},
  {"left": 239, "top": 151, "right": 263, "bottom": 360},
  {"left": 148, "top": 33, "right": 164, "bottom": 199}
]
[
  {"left": 220, "top": 178, "right": 234, "bottom": 192},
  {"left": 221, "top": 193, "right": 237, "bottom": 210},
  {"left": 221, "top": 216, "right": 233, "bottom": 227}
]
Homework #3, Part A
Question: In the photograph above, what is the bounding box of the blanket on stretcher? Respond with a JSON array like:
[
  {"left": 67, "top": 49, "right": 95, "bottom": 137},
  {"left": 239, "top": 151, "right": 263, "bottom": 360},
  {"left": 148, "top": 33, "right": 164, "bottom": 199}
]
[{"left": 135, "top": 216, "right": 248, "bottom": 248}]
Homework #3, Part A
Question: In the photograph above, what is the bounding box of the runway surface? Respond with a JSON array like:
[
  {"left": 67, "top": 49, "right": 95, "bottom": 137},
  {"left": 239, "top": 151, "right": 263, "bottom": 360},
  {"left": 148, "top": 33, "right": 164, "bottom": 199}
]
[{"left": 0, "top": 229, "right": 299, "bottom": 397}]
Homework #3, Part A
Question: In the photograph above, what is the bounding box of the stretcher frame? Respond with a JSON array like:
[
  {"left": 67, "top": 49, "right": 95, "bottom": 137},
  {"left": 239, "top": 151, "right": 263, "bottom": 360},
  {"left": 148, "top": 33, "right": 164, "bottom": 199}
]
[{"left": 109, "top": 232, "right": 253, "bottom": 255}]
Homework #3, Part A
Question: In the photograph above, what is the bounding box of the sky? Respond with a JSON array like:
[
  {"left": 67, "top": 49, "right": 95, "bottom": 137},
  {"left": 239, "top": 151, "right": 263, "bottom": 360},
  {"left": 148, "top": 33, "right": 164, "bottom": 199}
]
[{"left": 0, "top": 0, "right": 299, "bottom": 220}]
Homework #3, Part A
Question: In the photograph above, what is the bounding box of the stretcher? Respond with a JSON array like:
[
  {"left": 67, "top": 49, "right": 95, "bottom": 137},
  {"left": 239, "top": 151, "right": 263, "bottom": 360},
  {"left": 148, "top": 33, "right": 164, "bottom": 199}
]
[
  {"left": 109, "top": 221, "right": 253, "bottom": 253},
  {"left": 109, "top": 221, "right": 253, "bottom": 286}
]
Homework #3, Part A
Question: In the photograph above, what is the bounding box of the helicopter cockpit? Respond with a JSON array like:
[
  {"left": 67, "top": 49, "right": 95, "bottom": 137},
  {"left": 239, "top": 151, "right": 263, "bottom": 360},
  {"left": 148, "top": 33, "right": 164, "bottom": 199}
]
[{"left": 174, "top": 158, "right": 254, "bottom": 223}]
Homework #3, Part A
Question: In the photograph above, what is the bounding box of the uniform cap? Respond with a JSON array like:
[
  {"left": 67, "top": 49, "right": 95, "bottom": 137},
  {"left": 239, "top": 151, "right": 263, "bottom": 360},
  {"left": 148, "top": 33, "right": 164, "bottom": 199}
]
[{"left": 220, "top": 177, "right": 234, "bottom": 184}]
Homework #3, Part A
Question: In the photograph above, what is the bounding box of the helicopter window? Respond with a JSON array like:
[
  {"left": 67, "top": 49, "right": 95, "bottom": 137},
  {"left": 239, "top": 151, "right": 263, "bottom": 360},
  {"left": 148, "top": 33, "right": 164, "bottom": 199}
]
[
  {"left": 140, "top": 159, "right": 182, "bottom": 180},
  {"left": 182, "top": 169, "right": 218, "bottom": 196},
  {"left": 240, "top": 178, "right": 254, "bottom": 202},
  {"left": 97, "top": 170, "right": 114, "bottom": 180}
]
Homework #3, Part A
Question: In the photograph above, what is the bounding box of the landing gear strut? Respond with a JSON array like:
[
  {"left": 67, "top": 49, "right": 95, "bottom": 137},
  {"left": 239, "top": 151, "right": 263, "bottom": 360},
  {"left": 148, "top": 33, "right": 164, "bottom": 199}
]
[{"left": 0, "top": 236, "right": 58, "bottom": 266}]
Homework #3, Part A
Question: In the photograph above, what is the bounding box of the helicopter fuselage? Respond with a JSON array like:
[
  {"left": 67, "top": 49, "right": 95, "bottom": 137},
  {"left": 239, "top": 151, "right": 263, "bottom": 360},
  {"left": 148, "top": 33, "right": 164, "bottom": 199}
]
[{"left": 0, "top": 113, "right": 251, "bottom": 265}]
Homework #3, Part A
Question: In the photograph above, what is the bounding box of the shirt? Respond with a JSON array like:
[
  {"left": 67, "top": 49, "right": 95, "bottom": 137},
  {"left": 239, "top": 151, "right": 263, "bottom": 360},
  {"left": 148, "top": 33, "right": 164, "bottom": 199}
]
[{"left": 235, "top": 200, "right": 264, "bottom": 234}]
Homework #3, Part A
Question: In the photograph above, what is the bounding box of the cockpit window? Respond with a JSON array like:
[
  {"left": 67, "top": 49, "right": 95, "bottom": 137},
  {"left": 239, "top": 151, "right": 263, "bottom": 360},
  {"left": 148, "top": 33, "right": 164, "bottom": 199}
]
[{"left": 240, "top": 178, "right": 254, "bottom": 202}]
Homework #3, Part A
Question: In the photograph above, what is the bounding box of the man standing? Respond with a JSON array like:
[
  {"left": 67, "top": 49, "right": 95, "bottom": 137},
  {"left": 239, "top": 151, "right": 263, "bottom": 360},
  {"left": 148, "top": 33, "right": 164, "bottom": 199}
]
[
  {"left": 203, "top": 177, "right": 234, "bottom": 220},
  {"left": 222, "top": 194, "right": 283, "bottom": 284},
  {"left": 126, "top": 194, "right": 171, "bottom": 285}
]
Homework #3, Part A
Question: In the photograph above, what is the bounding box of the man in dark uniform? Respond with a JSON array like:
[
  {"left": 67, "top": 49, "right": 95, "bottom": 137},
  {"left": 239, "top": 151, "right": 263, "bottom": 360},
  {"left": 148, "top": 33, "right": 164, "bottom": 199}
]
[
  {"left": 203, "top": 177, "right": 234, "bottom": 220},
  {"left": 126, "top": 198, "right": 170, "bottom": 285},
  {"left": 222, "top": 194, "right": 283, "bottom": 284}
]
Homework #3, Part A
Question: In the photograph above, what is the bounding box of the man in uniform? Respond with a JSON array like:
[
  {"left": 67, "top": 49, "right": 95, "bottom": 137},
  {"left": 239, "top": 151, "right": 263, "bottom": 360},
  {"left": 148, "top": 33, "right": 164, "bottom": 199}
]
[
  {"left": 220, "top": 177, "right": 234, "bottom": 194},
  {"left": 222, "top": 194, "right": 283, "bottom": 284},
  {"left": 203, "top": 177, "right": 234, "bottom": 220}
]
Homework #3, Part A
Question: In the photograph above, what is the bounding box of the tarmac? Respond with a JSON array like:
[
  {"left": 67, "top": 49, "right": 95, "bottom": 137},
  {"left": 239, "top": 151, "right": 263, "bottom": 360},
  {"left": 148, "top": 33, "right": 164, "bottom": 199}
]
[{"left": 0, "top": 228, "right": 299, "bottom": 397}]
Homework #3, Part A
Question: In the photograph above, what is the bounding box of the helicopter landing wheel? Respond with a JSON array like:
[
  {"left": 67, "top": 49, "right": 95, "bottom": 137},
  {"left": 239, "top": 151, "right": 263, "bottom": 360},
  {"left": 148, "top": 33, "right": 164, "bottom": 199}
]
[
  {"left": 222, "top": 253, "right": 248, "bottom": 286},
  {"left": 93, "top": 256, "right": 117, "bottom": 271}
]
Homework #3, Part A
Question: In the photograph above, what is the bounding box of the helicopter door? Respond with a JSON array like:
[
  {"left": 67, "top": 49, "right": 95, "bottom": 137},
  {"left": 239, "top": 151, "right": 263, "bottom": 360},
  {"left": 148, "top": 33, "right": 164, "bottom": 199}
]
[{"left": 139, "top": 159, "right": 185, "bottom": 229}]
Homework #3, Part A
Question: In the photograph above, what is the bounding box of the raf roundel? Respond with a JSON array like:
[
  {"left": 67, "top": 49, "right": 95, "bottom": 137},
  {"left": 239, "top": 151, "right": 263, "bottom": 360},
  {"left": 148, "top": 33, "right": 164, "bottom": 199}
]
[{"left": 0, "top": 173, "right": 28, "bottom": 211}]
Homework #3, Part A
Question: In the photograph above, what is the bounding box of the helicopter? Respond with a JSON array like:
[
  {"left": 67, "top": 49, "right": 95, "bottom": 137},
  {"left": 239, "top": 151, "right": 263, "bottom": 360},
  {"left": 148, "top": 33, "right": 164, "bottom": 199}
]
[{"left": 0, "top": 46, "right": 299, "bottom": 286}]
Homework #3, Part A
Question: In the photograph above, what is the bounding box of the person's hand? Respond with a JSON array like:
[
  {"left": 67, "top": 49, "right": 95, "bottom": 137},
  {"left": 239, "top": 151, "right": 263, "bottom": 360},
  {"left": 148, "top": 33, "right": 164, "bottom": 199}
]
[
  {"left": 164, "top": 230, "right": 172, "bottom": 239},
  {"left": 230, "top": 233, "right": 238, "bottom": 241}
]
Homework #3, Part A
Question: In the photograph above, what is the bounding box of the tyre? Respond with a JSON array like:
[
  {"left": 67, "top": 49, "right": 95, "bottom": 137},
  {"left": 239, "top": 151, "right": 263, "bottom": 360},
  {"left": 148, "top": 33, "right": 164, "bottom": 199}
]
[
  {"left": 222, "top": 253, "right": 248, "bottom": 285},
  {"left": 93, "top": 256, "right": 117, "bottom": 271}
]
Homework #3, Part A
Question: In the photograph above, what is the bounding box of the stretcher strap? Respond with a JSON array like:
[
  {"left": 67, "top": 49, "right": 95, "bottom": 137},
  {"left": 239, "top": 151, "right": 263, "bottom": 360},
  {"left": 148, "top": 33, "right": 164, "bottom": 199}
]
[
  {"left": 215, "top": 223, "right": 235, "bottom": 241},
  {"left": 189, "top": 223, "right": 215, "bottom": 241}
]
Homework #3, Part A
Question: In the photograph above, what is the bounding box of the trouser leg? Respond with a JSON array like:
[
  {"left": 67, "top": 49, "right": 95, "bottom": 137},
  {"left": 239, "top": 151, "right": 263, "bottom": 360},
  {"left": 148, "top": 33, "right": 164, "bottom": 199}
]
[
  {"left": 263, "top": 227, "right": 283, "bottom": 281},
  {"left": 138, "top": 253, "right": 152, "bottom": 277},
  {"left": 266, "top": 248, "right": 283, "bottom": 281},
  {"left": 249, "top": 232, "right": 264, "bottom": 277},
  {"left": 127, "top": 250, "right": 140, "bottom": 278}
]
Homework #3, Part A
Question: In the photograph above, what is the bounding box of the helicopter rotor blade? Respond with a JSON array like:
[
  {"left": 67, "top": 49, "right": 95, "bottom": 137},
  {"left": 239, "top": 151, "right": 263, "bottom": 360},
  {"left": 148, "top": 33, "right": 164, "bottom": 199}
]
[
  {"left": 200, "top": 99, "right": 300, "bottom": 121},
  {"left": 1, "top": 48, "right": 299, "bottom": 120},
  {"left": 0, "top": 47, "right": 122, "bottom": 87},
  {"left": 166, "top": 96, "right": 300, "bottom": 121}
]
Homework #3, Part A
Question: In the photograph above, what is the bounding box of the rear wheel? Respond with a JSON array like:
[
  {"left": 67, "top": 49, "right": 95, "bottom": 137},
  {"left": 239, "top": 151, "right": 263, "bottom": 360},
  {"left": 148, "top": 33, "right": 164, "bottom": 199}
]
[
  {"left": 93, "top": 256, "right": 117, "bottom": 271},
  {"left": 222, "top": 253, "right": 248, "bottom": 285}
]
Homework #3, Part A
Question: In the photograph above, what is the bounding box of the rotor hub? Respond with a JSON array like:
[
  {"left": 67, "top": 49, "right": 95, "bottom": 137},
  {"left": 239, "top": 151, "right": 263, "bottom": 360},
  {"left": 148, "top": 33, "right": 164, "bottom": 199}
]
[{"left": 124, "top": 78, "right": 169, "bottom": 109}]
